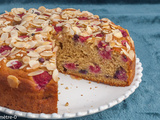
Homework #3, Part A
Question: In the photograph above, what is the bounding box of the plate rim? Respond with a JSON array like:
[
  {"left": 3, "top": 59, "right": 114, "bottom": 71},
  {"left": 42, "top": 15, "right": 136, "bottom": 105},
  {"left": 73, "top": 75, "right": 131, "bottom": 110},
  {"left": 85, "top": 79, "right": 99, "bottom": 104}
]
[{"left": 0, "top": 57, "right": 143, "bottom": 119}]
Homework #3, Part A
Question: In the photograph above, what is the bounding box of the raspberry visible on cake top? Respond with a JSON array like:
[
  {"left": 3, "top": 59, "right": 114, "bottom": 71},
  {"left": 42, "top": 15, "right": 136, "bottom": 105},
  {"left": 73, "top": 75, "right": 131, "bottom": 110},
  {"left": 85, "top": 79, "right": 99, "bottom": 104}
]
[{"left": 0, "top": 6, "right": 135, "bottom": 114}]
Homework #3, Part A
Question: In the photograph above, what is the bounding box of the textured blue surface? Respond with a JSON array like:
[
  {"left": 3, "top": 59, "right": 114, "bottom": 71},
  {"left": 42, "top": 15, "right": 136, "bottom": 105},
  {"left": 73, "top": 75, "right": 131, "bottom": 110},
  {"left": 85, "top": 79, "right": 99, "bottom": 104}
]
[{"left": 0, "top": 1, "right": 160, "bottom": 120}]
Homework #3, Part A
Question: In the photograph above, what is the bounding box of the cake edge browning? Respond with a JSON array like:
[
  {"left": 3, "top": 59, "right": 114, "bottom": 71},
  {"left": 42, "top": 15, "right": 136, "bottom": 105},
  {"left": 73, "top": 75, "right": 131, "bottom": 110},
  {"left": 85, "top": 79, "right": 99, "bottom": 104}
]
[{"left": 0, "top": 61, "right": 58, "bottom": 114}]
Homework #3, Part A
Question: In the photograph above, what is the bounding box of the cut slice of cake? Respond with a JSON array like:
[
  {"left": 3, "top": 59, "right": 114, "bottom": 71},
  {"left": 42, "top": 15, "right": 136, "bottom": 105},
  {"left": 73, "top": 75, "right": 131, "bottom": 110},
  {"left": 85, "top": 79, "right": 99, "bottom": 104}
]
[
  {"left": 56, "top": 9, "right": 135, "bottom": 86},
  {"left": 0, "top": 6, "right": 135, "bottom": 114}
]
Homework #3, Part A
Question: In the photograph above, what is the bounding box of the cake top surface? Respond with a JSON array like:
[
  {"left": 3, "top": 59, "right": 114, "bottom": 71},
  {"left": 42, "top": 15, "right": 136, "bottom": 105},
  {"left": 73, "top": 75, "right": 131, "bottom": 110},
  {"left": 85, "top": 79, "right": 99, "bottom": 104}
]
[{"left": 0, "top": 6, "right": 135, "bottom": 87}]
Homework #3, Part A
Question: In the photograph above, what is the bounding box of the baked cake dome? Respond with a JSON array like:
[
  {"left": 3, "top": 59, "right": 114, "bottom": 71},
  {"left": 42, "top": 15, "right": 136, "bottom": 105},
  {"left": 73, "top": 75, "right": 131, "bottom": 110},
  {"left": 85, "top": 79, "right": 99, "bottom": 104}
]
[{"left": 0, "top": 6, "right": 135, "bottom": 113}]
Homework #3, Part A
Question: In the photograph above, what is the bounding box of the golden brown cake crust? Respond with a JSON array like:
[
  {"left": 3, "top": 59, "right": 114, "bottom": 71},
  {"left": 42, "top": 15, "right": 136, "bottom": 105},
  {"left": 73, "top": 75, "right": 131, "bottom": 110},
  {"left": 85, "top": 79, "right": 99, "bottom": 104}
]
[{"left": 0, "top": 61, "right": 58, "bottom": 113}]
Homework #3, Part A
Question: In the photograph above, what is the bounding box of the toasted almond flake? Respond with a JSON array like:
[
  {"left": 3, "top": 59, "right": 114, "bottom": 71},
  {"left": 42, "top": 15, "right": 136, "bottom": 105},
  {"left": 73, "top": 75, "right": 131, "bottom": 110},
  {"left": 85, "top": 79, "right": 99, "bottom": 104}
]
[
  {"left": 56, "top": 7, "right": 62, "bottom": 12},
  {"left": 40, "top": 51, "right": 53, "bottom": 56},
  {"left": 19, "top": 64, "right": 27, "bottom": 69},
  {"left": 35, "top": 45, "right": 52, "bottom": 53},
  {"left": 86, "top": 26, "right": 92, "bottom": 35},
  {"left": 38, "top": 6, "right": 46, "bottom": 13},
  {"left": 26, "top": 67, "right": 32, "bottom": 70},
  {"left": 28, "top": 69, "right": 44, "bottom": 76},
  {"left": 110, "top": 42, "right": 115, "bottom": 48},
  {"left": 9, "top": 49, "right": 21, "bottom": 57},
  {"left": 27, "top": 51, "right": 40, "bottom": 57},
  {"left": 128, "top": 36, "right": 134, "bottom": 46},
  {"left": 121, "top": 48, "right": 130, "bottom": 58},
  {"left": 46, "top": 63, "right": 56, "bottom": 70},
  {"left": 14, "top": 17, "right": 21, "bottom": 21},
  {"left": 35, "top": 46, "right": 45, "bottom": 53},
  {"left": 52, "top": 69, "right": 59, "bottom": 82},
  {"left": 22, "top": 15, "right": 34, "bottom": 22},
  {"left": 69, "top": 28, "right": 74, "bottom": 35},
  {"left": 0, "top": 50, "right": 10, "bottom": 57},
  {"left": 1, "top": 33, "right": 8, "bottom": 41},
  {"left": 114, "top": 40, "right": 121, "bottom": 46},
  {"left": 35, "top": 34, "right": 43, "bottom": 40},
  {"left": 13, "top": 42, "right": 30, "bottom": 48},
  {"left": 6, "top": 59, "right": 18, "bottom": 67},
  {"left": 29, "top": 60, "right": 40, "bottom": 69},
  {"left": 126, "top": 42, "right": 130, "bottom": 51},
  {"left": 10, "top": 30, "right": 18, "bottom": 38},
  {"left": 7, "top": 75, "right": 20, "bottom": 88},
  {"left": 5, "top": 38, "right": 12, "bottom": 44},
  {"left": 27, "top": 41, "right": 37, "bottom": 48},
  {"left": 80, "top": 32, "right": 89, "bottom": 37},
  {"left": 16, "top": 25, "right": 27, "bottom": 33},
  {"left": 3, "top": 26, "right": 13, "bottom": 32},
  {"left": 72, "top": 26, "right": 81, "bottom": 35},
  {"left": 43, "top": 26, "right": 52, "bottom": 32},
  {"left": 129, "top": 50, "right": 135, "bottom": 60},
  {"left": 113, "top": 29, "right": 123, "bottom": 38},
  {"left": 53, "top": 46, "right": 58, "bottom": 52},
  {"left": 105, "top": 33, "right": 112, "bottom": 42},
  {"left": 50, "top": 14, "right": 60, "bottom": 21},
  {"left": 22, "top": 56, "right": 30, "bottom": 64}
]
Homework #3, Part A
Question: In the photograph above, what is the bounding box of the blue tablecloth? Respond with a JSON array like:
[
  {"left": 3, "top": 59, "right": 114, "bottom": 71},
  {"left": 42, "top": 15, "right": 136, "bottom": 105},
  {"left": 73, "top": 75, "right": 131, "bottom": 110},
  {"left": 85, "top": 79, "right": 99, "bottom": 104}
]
[{"left": 0, "top": 1, "right": 160, "bottom": 120}]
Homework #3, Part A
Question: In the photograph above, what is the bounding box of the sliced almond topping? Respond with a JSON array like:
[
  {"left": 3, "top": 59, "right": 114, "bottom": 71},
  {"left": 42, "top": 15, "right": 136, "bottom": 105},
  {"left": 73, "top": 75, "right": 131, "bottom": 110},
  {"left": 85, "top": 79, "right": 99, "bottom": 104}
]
[
  {"left": 72, "top": 26, "right": 81, "bottom": 35},
  {"left": 28, "top": 69, "right": 44, "bottom": 76},
  {"left": 1, "top": 33, "right": 8, "bottom": 41},
  {"left": 2, "top": 26, "right": 13, "bottom": 32},
  {"left": 128, "top": 50, "right": 135, "bottom": 61},
  {"left": 35, "top": 45, "right": 52, "bottom": 53},
  {"left": 40, "top": 51, "right": 53, "bottom": 57},
  {"left": 29, "top": 60, "right": 40, "bottom": 69},
  {"left": 27, "top": 41, "right": 37, "bottom": 48},
  {"left": 53, "top": 46, "right": 58, "bottom": 52},
  {"left": 6, "top": 59, "right": 18, "bottom": 67},
  {"left": 13, "top": 42, "right": 30, "bottom": 48},
  {"left": 38, "top": 6, "right": 46, "bottom": 13},
  {"left": 19, "top": 64, "right": 27, "bottom": 69},
  {"left": 7, "top": 75, "right": 20, "bottom": 88},
  {"left": 10, "top": 30, "right": 18, "bottom": 38},
  {"left": 50, "top": 14, "right": 60, "bottom": 21},
  {"left": 14, "top": 16, "right": 21, "bottom": 21},
  {"left": 52, "top": 69, "right": 59, "bottom": 82},
  {"left": 35, "top": 46, "right": 45, "bottom": 53},
  {"left": 113, "top": 29, "right": 123, "bottom": 38},
  {"left": 27, "top": 51, "right": 40, "bottom": 57},
  {"left": 105, "top": 33, "right": 112, "bottom": 42},
  {"left": 16, "top": 25, "right": 27, "bottom": 33},
  {"left": 9, "top": 49, "right": 21, "bottom": 57},
  {"left": 86, "top": 26, "right": 92, "bottom": 35},
  {"left": 126, "top": 42, "right": 130, "bottom": 51},
  {"left": 46, "top": 63, "right": 56, "bottom": 70},
  {"left": 22, "top": 56, "right": 30, "bottom": 64}
]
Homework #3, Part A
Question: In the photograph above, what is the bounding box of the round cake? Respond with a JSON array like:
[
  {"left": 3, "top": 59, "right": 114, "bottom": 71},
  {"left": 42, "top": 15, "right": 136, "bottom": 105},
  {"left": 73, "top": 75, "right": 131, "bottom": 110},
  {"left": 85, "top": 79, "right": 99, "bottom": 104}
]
[{"left": 0, "top": 6, "right": 135, "bottom": 113}]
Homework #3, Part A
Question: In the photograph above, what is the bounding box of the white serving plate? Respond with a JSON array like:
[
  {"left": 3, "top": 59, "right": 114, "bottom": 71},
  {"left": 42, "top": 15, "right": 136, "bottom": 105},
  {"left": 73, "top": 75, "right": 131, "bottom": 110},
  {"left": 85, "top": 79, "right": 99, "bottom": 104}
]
[{"left": 0, "top": 57, "right": 143, "bottom": 119}]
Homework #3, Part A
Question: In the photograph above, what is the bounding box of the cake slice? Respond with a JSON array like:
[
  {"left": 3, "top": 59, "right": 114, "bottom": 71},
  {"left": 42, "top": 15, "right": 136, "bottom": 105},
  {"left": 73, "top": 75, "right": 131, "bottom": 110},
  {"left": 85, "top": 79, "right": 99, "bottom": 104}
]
[
  {"left": 0, "top": 6, "right": 135, "bottom": 114},
  {"left": 56, "top": 9, "right": 135, "bottom": 86}
]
